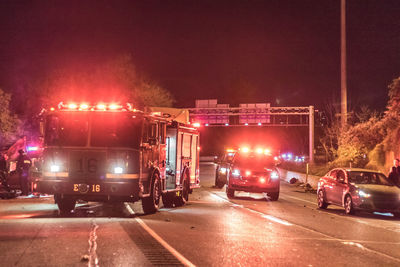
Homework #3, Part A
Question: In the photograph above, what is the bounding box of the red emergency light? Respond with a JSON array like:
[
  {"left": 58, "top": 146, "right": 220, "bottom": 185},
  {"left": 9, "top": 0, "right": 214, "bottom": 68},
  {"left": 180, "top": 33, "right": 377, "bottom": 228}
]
[
  {"left": 79, "top": 103, "right": 89, "bottom": 110},
  {"left": 96, "top": 104, "right": 106, "bottom": 110},
  {"left": 68, "top": 103, "right": 78, "bottom": 109},
  {"left": 56, "top": 102, "right": 133, "bottom": 112}
]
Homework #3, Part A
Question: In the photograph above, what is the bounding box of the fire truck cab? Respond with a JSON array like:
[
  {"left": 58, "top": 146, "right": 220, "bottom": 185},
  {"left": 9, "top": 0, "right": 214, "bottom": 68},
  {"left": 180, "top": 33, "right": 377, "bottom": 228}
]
[{"left": 37, "top": 103, "right": 200, "bottom": 214}]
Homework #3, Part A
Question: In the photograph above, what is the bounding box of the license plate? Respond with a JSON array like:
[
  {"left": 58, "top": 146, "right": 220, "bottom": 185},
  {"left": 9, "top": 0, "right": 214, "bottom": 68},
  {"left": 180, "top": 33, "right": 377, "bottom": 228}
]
[{"left": 73, "top": 184, "right": 101, "bottom": 193}]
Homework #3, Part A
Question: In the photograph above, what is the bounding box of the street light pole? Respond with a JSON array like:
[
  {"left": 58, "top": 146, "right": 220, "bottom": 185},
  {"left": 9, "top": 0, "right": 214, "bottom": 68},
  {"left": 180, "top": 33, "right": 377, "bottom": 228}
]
[{"left": 341, "top": 0, "right": 347, "bottom": 127}]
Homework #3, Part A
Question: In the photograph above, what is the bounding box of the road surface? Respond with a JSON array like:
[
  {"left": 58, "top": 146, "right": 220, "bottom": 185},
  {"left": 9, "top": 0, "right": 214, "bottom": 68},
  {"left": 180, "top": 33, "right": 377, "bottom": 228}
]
[{"left": 1, "top": 162, "right": 400, "bottom": 266}]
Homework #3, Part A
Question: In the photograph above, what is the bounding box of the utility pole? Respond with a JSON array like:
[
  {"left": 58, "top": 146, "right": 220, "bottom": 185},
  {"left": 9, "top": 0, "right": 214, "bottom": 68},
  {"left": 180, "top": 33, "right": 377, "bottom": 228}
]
[
  {"left": 341, "top": 0, "right": 347, "bottom": 127},
  {"left": 309, "top": 106, "right": 314, "bottom": 163}
]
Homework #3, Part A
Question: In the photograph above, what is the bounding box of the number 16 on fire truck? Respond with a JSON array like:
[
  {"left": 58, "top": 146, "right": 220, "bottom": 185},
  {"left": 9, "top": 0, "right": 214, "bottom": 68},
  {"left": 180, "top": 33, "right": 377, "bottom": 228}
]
[{"left": 37, "top": 103, "right": 200, "bottom": 214}]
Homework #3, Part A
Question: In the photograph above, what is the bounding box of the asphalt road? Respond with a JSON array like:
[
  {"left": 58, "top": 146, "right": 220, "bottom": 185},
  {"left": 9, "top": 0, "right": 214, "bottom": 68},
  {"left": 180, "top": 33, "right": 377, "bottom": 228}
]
[{"left": 1, "top": 162, "right": 400, "bottom": 266}]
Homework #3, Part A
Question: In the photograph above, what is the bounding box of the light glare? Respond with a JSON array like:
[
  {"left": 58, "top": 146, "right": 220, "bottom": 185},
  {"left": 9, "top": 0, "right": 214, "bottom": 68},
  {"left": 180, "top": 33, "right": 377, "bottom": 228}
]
[
  {"left": 114, "top": 167, "right": 123, "bottom": 174},
  {"left": 50, "top": 165, "right": 60, "bottom": 172}
]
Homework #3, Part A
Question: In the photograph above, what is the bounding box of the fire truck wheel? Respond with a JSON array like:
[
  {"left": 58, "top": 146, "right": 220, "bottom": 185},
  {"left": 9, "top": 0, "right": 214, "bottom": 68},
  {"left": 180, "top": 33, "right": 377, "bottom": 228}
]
[
  {"left": 56, "top": 196, "right": 76, "bottom": 214},
  {"left": 174, "top": 173, "right": 190, "bottom": 207},
  {"left": 142, "top": 173, "right": 161, "bottom": 214}
]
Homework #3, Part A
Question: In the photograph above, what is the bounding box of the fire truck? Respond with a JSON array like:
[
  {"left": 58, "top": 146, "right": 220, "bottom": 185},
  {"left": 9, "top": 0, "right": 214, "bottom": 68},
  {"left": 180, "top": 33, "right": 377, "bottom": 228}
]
[{"left": 37, "top": 102, "right": 200, "bottom": 214}]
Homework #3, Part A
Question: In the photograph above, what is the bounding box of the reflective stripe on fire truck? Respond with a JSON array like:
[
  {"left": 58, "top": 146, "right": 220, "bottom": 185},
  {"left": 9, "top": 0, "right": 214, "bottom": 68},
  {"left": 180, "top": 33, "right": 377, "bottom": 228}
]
[
  {"left": 105, "top": 173, "right": 140, "bottom": 179},
  {"left": 43, "top": 172, "right": 69, "bottom": 178}
]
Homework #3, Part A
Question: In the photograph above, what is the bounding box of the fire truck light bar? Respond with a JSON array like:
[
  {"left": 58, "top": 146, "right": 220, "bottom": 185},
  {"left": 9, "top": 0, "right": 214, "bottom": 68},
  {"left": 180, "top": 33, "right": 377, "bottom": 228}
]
[{"left": 56, "top": 102, "right": 134, "bottom": 111}]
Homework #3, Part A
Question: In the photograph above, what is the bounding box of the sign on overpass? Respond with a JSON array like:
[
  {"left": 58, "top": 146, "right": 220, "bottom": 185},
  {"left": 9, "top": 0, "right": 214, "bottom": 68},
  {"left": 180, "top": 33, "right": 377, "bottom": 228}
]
[{"left": 189, "top": 99, "right": 315, "bottom": 162}]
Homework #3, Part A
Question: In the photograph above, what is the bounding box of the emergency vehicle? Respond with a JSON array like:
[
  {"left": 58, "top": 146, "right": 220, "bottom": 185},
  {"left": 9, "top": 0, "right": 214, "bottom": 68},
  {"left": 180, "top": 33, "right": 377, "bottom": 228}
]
[
  {"left": 224, "top": 147, "right": 280, "bottom": 200},
  {"left": 214, "top": 148, "right": 236, "bottom": 188},
  {"left": 37, "top": 102, "right": 200, "bottom": 214}
]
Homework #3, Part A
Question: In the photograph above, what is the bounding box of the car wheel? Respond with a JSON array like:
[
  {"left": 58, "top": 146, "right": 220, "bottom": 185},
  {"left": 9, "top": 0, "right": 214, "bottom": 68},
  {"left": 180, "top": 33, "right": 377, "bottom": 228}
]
[
  {"left": 269, "top": 191, "right": 279, "bottom": 201},
  {"left": 344, "top": 195, "right": 355, "bottom": 215},
  {"left": 317, "top": 190, "right": 328, "bottom": 209},
  {"left": 226, "top": 187, "right": 234, "bottom": 198}
]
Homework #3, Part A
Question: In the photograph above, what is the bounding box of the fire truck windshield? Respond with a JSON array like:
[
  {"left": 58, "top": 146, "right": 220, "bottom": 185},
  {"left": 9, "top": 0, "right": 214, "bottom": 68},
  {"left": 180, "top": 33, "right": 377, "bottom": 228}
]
[
  {"left": 45, "top": 112, "right": 142, "bottom": 148},
  {"left": 45, "top": 113, "right": 89, "bottom": 146},
  {"left": 91, "top": 112, "right": 142, "bottom": 148}
]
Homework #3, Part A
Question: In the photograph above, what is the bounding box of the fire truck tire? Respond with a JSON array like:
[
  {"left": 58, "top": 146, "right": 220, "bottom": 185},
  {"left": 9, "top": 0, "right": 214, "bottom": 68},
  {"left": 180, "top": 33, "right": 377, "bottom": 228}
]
[
  {"left": 142, "top": 173, "right": 161, "bottom": 214},
  {"left": 174, "top": 172, "right": 190, "bottom": 207},
  {"left": 226, "top": 187, "right": 235, "bottom": 198},
  {"left": 56, "top": 196, "right": 76, "bottom": 214},
  {"left": 269, "top": 191, "right": 279, "bottom": 201},
  {"left": 162, "top": 192, "right": 175, "bottom": 208}
]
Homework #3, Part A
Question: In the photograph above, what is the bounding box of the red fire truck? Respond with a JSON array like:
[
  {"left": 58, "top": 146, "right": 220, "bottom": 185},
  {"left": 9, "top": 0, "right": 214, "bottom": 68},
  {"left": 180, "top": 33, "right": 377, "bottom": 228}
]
[{"left": 37, "top": 102, "right": 200, "bottom": 214}]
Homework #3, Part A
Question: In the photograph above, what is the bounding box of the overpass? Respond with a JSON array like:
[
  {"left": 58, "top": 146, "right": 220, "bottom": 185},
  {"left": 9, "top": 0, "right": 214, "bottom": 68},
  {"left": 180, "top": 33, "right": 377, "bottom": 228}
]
[{"left": 187, "top": 100, "right": 315, "bottom": 162}]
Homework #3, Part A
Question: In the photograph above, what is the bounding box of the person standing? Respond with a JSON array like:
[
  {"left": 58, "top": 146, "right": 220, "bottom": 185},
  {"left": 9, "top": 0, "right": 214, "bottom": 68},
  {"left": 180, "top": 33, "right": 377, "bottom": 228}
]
[
  {"left": 16, "top": 149, "right": 32, "bottom": 196},
  {"left": 388, "top": 166, "right": 398, "bottom": 186},
  {"left": 390, "top": 158, "right": 400, "bottom": 187},
  {"left": 0, "top": 152, "right": 9, "bottom": 191}
]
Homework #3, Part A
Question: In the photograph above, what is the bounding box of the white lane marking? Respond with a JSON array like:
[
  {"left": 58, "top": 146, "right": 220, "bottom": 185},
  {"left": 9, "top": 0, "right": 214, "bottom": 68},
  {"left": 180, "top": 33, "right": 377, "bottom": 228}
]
[
  {"left": 209, "top": 192, "right": 292, "bottom": 226},
  {"left": 280, "top": 194, "right": 317, "bottom": 205},
  {"left": 282, "top": 192, "right": 400, "bottom": 232},
  {"left": 124, "top": 203, "right": 196, "bottom": 267},
  {"left": 343, "top": 241, "right": 366, "bottom": 250},
  {"left": 262, "top": 215, "right": 293, "bottom": 226},
  {"left": 209, "top": 192, "right": 400, "bottom": 263},
  {"left": 88, "top": 221, "right": 99, "bottom": 267}
]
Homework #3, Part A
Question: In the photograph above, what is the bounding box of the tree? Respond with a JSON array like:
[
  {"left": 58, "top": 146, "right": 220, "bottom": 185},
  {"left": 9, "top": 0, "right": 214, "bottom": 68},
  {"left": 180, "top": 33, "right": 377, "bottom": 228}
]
[
  {"left": 387, "top": 77, "right": 400, "bottom": 114},
  {"left": 12, "top": 54, "right": 175, "bottom": 135},
  {"left": 0, "top": 89, "right": 21, "bottom": 147},
  {"left": 14, "top": 54, "right": 174, "bottom": 118}
]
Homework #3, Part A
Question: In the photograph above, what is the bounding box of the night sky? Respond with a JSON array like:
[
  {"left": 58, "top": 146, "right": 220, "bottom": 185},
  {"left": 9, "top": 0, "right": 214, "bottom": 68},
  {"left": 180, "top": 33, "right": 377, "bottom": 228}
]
[{"left": 1, "top": 0, "right": 400, "bottom": 111}]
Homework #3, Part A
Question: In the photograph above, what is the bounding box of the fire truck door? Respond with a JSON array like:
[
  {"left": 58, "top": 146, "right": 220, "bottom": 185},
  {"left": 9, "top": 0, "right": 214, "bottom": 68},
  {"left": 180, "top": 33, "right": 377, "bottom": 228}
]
[
  {"left": 141, "top": 121, "right": 158, "bottom": 193},
  {"left": 165, "top": 128, "right": 177, "bottom": 190},
  {"left": 159, "top": 123, "right": 166, "bottom": 181},
  {"left": 181, "top": 133, "right": 192, "bottom": 182}
]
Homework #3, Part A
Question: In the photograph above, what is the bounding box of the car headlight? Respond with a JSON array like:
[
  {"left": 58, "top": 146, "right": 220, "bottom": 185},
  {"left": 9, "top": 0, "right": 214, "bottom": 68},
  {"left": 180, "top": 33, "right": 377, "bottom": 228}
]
[
  {"left": 270, "top": 171, "right": 279, "bottom": 180},
  {"left": 358, "top": 190, "right": 371, "bottom": 198},
  {"left": 232, "top": 169, "right": 240, "bottom": 177},
  {"left": 219, "top": 167, "right": 227, "bottom": 174}
]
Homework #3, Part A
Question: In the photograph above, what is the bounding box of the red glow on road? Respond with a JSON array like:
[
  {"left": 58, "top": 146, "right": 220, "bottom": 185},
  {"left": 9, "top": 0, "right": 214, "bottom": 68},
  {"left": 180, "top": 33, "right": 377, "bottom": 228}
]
[{"left": 0, "top": 213, "right": 40, "bottom": 219}]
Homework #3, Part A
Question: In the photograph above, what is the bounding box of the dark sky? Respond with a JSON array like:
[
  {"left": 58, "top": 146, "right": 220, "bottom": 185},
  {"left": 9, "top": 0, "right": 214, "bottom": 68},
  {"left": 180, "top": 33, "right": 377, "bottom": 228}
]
[{"left": 1, "top": 0, "right": 400, "bottom": 111}]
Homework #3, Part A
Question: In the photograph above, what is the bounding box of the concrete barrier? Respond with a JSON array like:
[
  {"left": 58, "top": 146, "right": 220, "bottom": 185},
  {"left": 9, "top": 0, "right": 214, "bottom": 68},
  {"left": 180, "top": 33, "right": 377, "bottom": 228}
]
[
  {"left": 277, "top": 168, "right": 320, "bottom": 190},
  {"left": 200, "top": 156, "right": 216, "bottom": 162}
]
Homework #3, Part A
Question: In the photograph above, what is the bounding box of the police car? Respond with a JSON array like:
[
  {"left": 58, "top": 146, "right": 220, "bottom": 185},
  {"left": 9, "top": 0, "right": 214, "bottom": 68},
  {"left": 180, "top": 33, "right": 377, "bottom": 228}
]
[{"left": 225, "top": 148, "right": 280, "bottom": 200}]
